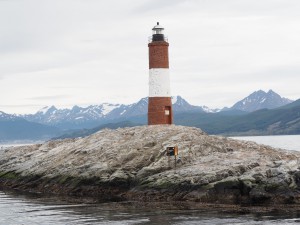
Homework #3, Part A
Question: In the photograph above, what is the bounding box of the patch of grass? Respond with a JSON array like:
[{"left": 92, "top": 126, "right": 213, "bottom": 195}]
[{"left": 0, "top": 171, "right": 19, "bottom": 179}]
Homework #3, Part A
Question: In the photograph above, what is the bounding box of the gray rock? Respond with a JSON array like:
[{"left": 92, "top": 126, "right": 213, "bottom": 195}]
[{"left": 0, "top": 125, "right": 300, "bottom": 205}]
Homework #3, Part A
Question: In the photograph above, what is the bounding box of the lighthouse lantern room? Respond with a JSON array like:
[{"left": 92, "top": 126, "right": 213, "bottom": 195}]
[{"left": 148, "top": 22, "right": 173, "bottom": 125}]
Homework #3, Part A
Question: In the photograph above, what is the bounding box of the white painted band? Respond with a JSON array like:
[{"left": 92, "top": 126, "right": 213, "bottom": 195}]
[{"left": 149, "top": 68, "right": 171, "bottom": 97}]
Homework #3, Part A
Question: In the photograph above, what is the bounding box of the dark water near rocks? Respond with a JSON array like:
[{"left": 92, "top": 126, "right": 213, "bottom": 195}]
[
  {"left": 1, "top": 136, "right": 300, "bottom": 224},
  {"left": 0, "top": 191, "right": 300, "bottom": 225}
]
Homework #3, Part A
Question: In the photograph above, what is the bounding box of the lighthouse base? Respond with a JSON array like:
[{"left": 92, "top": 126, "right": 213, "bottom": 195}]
[{"left": 148, "top": 97, "right": 173, "bottom": 125}]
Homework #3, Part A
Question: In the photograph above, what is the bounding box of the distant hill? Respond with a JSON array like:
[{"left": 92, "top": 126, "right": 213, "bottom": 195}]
[
  {"left": 175, "top": 99, "right": 300, "bottom": 136},
  {"left": 0, "top": 111, "right": 61, "bottom": 142},
  {"left": 53, "top": 121, "right": 141, "bottom": 140},
  {"left": 230, "top": 89, "right": 293, "bottom": 112}
]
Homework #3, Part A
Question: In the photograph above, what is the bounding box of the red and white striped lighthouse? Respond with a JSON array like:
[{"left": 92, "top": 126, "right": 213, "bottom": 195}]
[{"left": 148, "top": 22, "right": 173, "bottom": 125}]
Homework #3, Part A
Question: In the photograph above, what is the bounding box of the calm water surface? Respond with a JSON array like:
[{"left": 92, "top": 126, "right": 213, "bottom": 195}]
[
  {"left": 231, "top": 135, "right": 300, "bottom": 151},
  {"left": 1, "top": 136, "right": 300, "bottom": 224},
  {"left": 0, "top": 191, "right": 300, "bottom": 225}
]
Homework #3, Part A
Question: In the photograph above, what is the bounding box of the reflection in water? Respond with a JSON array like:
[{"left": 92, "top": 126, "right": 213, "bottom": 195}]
[{"left": 0, "top": 191, "right": 300, "bottom": 225}]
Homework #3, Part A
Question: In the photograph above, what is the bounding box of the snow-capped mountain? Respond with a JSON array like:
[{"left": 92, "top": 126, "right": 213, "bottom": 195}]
[
  {"left": 0, "top": 111, "right": 22, "bottom": 121},
  {"left": 201, "top": 106, "right": 221, "bottom": 113},
  {"left": 1, "top": 90, "right": 296, "bottom": 141},
  {"left": 21, "top": 96, "right": 213, "bottom": 129},
  {"left": 171, "top": 96, "right": 221, "bottom": 113},
  {"left": 5, "top": 90, "right": 293, "bottom": 130},
  {"left": 109, "top": 97, "right": 148, "bottom": 119},
  {"left": 23, "top": 103, "right": 122, "bottom": 127},
  {"left": 230, "top": 90, "right": 293, "bottom": 112},
  {"left": 172, "top": 96, "right": 201, "bottom": 112}
]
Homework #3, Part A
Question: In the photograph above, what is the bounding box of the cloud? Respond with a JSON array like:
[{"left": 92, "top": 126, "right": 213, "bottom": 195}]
[
  {"left": 0, "top": 0, "right": 300, "bottom": 113},
  {"left": 26, "top": 95, "right": 70, "bottom": 101}
]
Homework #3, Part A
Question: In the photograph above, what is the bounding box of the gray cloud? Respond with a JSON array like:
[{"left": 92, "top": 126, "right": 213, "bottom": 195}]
[{"left": 0, "top": 0, "right": 300, "bottom": 113}]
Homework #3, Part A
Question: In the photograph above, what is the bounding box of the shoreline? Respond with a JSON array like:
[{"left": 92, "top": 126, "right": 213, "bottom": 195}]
[
  {"left": 1, "top": 166, "right": 300, "bottom": 207},
  {"left": 1, "top": 186, "right": 300, "bottom": 214}
]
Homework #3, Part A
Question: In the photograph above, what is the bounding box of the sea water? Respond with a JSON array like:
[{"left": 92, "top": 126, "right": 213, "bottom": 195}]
[
  {"left": 231, "top": 135, "right": 300, "bottom": 152},
  {"left": 0, "top": 191, "right": 299, "bottom": 225}
]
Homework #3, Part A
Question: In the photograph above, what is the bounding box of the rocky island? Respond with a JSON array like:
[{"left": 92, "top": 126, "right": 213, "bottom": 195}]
[{"left": 0, "top": 125, "right": 300, "bottom": 207}]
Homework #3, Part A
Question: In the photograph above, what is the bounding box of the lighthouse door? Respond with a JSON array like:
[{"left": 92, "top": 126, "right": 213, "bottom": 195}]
[{"left": 164, "top": 106, "right": 171, "bottom": 124}]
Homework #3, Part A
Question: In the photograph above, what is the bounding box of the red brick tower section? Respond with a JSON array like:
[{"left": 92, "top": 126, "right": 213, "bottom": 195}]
[{"left": 148, "top": 22, "right": 173, "bottom": 125}]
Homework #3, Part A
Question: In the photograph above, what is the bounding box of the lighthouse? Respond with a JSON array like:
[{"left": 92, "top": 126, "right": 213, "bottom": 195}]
[{"left": 148, "top": 22, "right": 173, "bottom": 125}]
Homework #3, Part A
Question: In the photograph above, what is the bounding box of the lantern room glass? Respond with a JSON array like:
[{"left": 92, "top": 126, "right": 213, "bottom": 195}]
[{"left": 152, "top": 28, "right": 164, "bottom": 35}]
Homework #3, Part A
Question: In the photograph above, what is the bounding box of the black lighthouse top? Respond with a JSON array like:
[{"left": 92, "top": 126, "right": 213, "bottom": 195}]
[{"left": 151, "top": 22, "right": 166, "bottom": 42}]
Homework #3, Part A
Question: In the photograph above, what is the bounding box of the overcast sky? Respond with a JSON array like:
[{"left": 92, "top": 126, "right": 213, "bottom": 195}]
[{"left": 1, "top": 0, "right": 300, "bottom": 114}]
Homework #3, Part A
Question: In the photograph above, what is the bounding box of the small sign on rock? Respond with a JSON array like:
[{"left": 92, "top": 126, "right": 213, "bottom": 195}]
[{"left": 166, "top": 146, "right": 178, "bottom": 156}]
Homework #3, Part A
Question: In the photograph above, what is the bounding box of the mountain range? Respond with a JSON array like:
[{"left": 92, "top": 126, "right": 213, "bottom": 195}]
[
  {"left": 174, "top": 98, "right": 300, "bottom": 136},
  {"left": 22, "top": 90, "right": 291, "bottom": 129},
  {"left": 22, "top": 96, "right": 211, "bottom": 130},
  {"left": 0, "top": 89, "right": 298, "bottom": 142},
  {"left": 230, "top": 90, "right": 293, "bottom": 112}
]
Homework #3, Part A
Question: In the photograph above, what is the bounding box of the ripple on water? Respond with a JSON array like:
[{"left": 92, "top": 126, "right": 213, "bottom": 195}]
[{"left": 0, "top": 191, "right": 300, "bottom": 224}]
